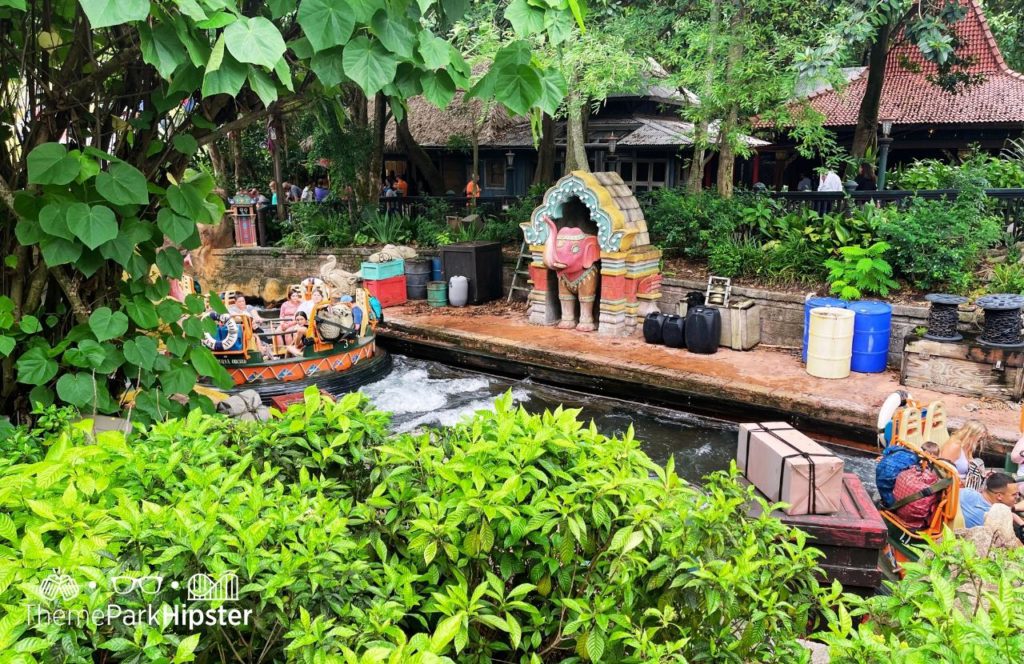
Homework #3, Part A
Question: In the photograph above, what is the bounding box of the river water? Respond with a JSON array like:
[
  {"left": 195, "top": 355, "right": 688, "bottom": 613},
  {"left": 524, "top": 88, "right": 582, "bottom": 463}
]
[{"left": 359, "top": 356, "right": 878, "bottom": 493}]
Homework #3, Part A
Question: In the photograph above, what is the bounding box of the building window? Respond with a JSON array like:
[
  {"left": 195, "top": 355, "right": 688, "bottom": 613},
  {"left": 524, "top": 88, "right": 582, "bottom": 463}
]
[
  {"left": 616, "top": 158, "right": 668, "bottom": 192},
  {"left": 485, "top": 159, "right": 506, "bottom": 190}
]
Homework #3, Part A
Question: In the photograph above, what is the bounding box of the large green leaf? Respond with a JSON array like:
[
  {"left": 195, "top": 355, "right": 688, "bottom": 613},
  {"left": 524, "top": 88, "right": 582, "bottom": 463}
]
[
  {"left": 88, "top": 307, "right": 129, "bottom": 342},
  {"left": 125, "top": 297, "right": 160, "bottom": 329},
  {"left": 0, "top": 336, "right": 15, "bottom": 357},
  {"left": 64, "top": 340, "right": 108, "bottom": 369},
  {"left": 370, "top": 10, "right": 415, "bottom": 60},
  {"left": 68, "top": 204, "right": 118, "bottom": 250},
  {"left": 343, "top": 36, "right": 398, "bottom": 96},
  {"left": 190, "top": 346, "right": 233, "bottom": 388},
  {"left": 123, "top": 335, "right": 159, "bottom": 371},
  {"left": 96, "top": 163, "right": 149, "bottom": 206},
  {"left": 418, "top": 32, "right": 450, "bottom": 70},
  {"left": 156, "top": 248, "right": 185, "bottom": 278},
  {"left": 172, "top": 134, "right": 198, "bottom": 156},
  {"left": 202, "top": 52, "right": 247, "bottom": 97},
  {"left": 16, "top": 346, "right": 58, "bottom": 385},
  {"left": 27, "top": 143, "right": 80, "bottom": 185},
  {"left": 310, "top": 47, "right": 346, "bottom": 88},
  {"left": 247, "top": 67, "right": 278, "bottom": 107},
  {"left": 505, "top": 0, "right": 545, "bottom": 36},
  {"left": 157, "top": 209, "right": 194, "bottom": 244},
  {"left": 38, "top": 203, "right": 74, "bottom": 240},
  {"left": 422, "top": 69, "right": 455, "bottom": 109},
  {"left": 493, "top": 64, "right": 542, "bottom": 116},
  {"left": 15, "top": 218, "right": 44, "bottom": 246},
  {"left": 268, "top": 0, "right": 296, "bottom": 19},
  {"left": 298, "top": 0, "right": 355, "bottom": 53},
  {"left": 176, "top": 0, "right": 207, "bottom": 22},
  {"left": 99, "top": 232, "right": 136, "bottom": 266},
  {"left": 224, "top": 16, "right": 286, "bottom": 69},
  {"left": 160, "top": 363, "right": 197, "bottom": 395},
  {"left": 537, "top": 67, "right": 568, "bottom": 117},
  {"left": 77, "top": 248, "right": 104, "bottom": 278},
  {"left": 56, "top": 373, "right": 96, "bottom": 407},
  {"left": 350, "top": 0, "right": 385, "bottom": 22},
  {"left": 79, "top": 0, "right": 149, "bottom": 28},
  {"left": 140, "top": 22, "right": 186, "bottom": 78},
  {"left": 39, "top": 235, "right": 83, "bottom": 266},
  {"left": 167, "top": 183, "right": 204, "bottom": 219}
]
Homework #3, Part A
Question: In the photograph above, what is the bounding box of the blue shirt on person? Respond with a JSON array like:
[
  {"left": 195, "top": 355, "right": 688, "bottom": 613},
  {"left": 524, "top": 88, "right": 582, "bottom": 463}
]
[{"left": 959, "top": 488, "right": 991, "bottom": 528}]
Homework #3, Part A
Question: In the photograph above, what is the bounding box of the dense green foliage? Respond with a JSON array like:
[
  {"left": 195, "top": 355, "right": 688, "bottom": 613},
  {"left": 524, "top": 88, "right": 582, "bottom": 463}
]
[
  {"left": 1, "top": 0, "right": 578, "bottom": 422},
  {"left": 876, "top": 191, "right": 1003, "bottom": 293},
  {"left": 0, "top": 392, "right": 829, "bottom": 662},
  {"left": 818, "top": 534, "right": 1024, "bottom": 661},
  {"left": 643, "top": 185, "right": 1005, "bottom": 294},
  {"left": 889, "top": 153, "right": 1024, "bottom": 191}
]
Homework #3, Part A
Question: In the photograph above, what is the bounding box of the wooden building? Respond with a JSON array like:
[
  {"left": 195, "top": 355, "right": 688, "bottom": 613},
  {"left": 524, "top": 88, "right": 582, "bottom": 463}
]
[{"left": 762, "top": 0, "right": 1024, "bottom": 190}]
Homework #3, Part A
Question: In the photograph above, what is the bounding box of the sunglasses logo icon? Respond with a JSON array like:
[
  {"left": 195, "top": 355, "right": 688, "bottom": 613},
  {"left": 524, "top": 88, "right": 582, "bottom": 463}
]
[{"left": 111, "top": 576, "right": 164, "bottom": 596}]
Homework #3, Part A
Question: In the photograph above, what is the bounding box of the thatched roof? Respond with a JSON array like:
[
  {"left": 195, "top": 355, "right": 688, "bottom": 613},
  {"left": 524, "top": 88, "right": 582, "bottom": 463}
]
[{"left": 379, "top": 92, "right": 524, "bottom": 150}]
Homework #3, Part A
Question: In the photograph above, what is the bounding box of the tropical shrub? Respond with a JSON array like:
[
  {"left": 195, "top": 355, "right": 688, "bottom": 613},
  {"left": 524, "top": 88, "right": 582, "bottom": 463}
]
[
  {"left": 890, "top": 153, "right": 1024, "bottom": 190},
  {"left": 642, "top": 190, "right": 743, "bottom": 259},
  {"left": 708, "top": 237, "right": 763, "bottom": 278},
  {"left": 278, "top": 204, "right": 354, "bottom": 250},
  {"left": 987, "top": 261, "right": 1024, "bottom": 294},
  {"left": 817, "top": 534, "right": 1024, "bottom": 661},
  {"left": 877, "top": 192, "right": 1002, "bottom": 292},
  {"left": 0, "top": 392, "right": 828, "bottom": 663},
  {"left": 825, "top": 242, "right": 900, "bottom": 299},
  {"left": 360, "top": 209, "right": 414, "bottom": 245}
]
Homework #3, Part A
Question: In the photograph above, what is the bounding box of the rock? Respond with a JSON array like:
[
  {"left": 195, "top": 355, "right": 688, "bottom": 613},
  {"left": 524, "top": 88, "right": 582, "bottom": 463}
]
[{"left": 262, "top": 278, "right": 288, "bottom": 305}]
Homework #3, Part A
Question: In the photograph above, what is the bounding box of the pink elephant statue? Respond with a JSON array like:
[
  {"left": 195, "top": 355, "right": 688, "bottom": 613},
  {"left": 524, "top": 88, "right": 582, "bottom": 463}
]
[{"left": 542, "top": 215, "right": 601, "bottom": 331}]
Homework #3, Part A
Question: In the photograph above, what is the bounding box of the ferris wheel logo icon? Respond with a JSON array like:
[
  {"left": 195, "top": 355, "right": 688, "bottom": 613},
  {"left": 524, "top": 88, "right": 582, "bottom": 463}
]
[{"left": 186, "top": 572, "right": 239, "bottom": 602}]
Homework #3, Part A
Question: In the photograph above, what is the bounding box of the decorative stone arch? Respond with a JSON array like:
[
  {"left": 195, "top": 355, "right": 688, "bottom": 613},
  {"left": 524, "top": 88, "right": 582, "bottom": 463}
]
[{"left": 519, "top": 171, "right": 662, "bottom": 336}]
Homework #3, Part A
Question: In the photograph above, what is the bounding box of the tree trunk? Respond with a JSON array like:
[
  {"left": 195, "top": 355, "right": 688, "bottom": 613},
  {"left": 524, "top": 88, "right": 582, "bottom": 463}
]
[
  {"left": 396, "top": 114, "right": 444, "bottom": 194},
  {"left": 564, "top": 98, "right": 589, "bottom": 174},
  {"left": 851, "top": 22, "right": 892, "bottom": 161},
  {"left": 533, "top": 112, "right": 556, "bottom": 188},
  {"left": 716, "top": 2, "right": 744, "bottom": 198},
  {"left": 206, "top": 142, "right": 227, "bottom": 185},
  {"left": 229, "top": 131, "right": 244, "bottom": 190},
  {"left": 367, "top": 92, "right": 387, "bottom": 203},
  {"left": 686, "top": 122, "right": 709, "bottom": 193},
  {"left": 716, "top": 105, "right": 739, "bottom": 198}
]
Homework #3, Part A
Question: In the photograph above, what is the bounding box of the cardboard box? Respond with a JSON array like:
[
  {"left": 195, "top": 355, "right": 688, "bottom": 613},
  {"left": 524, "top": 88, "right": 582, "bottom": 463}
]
[{"left": 736, "top": 422, "right": 844, "bottom": 515}]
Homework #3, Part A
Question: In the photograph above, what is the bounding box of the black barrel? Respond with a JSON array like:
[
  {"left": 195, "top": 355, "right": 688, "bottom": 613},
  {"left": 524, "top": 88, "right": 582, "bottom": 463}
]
[
  {"left": 662, "top": 314, "right": 685, "bottom": 348},
  {"left": 685, "top": 290, "right": 706, "bottom": 309},
  {"left": 643, "top": 312, "right": 667, "bottom": 344},
  {"left": 405, "top": 259, "right": 432, "bottom": 300},
  {"left": 685, "top": 306, "right": 721, "bottom": 354}
]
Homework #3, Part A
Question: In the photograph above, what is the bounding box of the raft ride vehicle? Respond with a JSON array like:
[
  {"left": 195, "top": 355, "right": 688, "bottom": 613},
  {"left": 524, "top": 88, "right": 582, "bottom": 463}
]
[{"left": 205, "top": 280, "right": 391, "bottom": 403}]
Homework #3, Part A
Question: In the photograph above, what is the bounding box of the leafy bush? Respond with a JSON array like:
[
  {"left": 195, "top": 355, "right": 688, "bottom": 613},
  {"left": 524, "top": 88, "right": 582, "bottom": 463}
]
[
  {"left": 0, "top": 392, "right": 828, "bottom": 663},
  {"left": 988, "top": 261, "right": 1024, "bottom": 294},
  {"left": 642, "top": 189, "right": 743, "bottom": 259},
  {"left": 278, "top": 203, "right": 354, "bottom": 250},
  {"left": 890, "top": 153, "right": 1024, "bottom": 190},
  {"left": 708, "top": 237, "right": 763, "bottom": 279},
  {"left": 817, "top": 534, "right": 1024, "bottom": 661},
  {"left": 825, "top": 242, "right": 899, "bottom": 299},
  {"left": 360, "top": 209, "right": 414, "bottom": 244},
  {"left": 877, "top": 193, "right": 1002, "bottom": 292}
]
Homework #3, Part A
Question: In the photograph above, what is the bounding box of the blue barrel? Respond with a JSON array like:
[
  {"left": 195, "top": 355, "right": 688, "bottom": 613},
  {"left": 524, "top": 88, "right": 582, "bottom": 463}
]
[
  {"left": 803, "top": 297, "right": 848, "bottom": 362},
  {"left": 850, "top": 300, "right": 892, "bottom": 373},
  {"left": 431, "top": 256, "right": 443, "bottom": 282}
]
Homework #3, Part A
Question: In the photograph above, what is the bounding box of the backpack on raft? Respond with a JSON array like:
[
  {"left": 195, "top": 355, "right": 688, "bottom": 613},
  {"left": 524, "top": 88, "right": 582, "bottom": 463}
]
[
  {"left": 891, "top": 466, "right": 942, "bottom": 530},
  {"left": 876, "top": 445, "right": 921, "bottom": 507}
]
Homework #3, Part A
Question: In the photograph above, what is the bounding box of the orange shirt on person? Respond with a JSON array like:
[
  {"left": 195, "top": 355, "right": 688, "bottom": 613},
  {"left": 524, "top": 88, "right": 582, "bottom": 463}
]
[
  {"left": 395, "top": 178, "right": 408, "bottom": 196},
  {"left": 465, "top": 180, "right": 480, "bottom": 198}
]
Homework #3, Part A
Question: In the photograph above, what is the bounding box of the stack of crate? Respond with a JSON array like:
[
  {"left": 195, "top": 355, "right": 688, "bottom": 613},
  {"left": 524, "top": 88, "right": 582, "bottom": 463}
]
[{"left": 361, "top": 259, "right": 407, "bottom": 307}]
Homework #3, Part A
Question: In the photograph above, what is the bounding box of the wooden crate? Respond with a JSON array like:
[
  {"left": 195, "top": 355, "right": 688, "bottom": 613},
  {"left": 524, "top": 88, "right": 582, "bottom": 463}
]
[{"left": 900, "top": 334, "right": 1024, "bottom": 401}]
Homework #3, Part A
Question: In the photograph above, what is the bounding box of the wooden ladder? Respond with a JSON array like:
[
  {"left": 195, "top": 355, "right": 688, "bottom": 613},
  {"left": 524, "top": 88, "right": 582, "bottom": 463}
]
[{"left": 507, "top": 240, "right": 534, "bottom": 302}]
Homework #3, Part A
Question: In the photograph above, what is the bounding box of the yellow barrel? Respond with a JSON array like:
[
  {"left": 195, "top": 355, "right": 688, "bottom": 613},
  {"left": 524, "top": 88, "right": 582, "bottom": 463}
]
[{"left": 806, "top": 307, "right": 855, "bottom": 379}]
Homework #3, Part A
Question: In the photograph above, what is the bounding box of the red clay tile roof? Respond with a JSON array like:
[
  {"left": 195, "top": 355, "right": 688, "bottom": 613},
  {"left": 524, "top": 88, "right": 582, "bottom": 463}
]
[{"left": 803, "top": 0, "right": 1024, "bottom": 127}]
